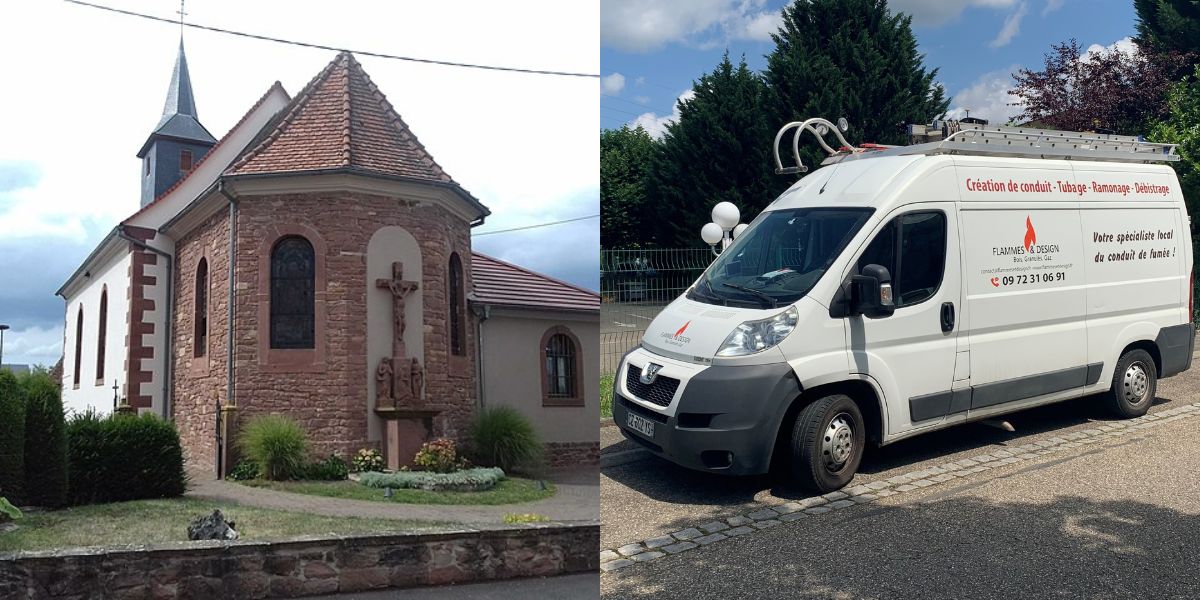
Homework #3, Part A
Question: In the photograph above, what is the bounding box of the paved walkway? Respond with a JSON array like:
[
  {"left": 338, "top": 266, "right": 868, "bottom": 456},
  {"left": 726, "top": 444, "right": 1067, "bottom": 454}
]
[{"left": 186, "top": 468, "right": 599, "bottom": 525}]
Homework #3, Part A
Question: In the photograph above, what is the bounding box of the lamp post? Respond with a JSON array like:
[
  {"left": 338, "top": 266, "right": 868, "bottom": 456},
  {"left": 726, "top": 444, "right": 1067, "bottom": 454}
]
[
  {"left": 0, "top": 324, "right": 9, "bottom": 371},
  {"left": 702, "top": 202, "right": 747, "bottom": 256}
]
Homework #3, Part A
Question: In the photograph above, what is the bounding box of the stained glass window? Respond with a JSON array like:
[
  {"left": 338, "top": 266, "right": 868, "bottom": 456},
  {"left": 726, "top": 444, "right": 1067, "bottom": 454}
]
[
  {"left": 195, "top": 258, "right": 208, "bottom": 357},
  {"left": 449, "top": 253, "right": 465, "bottom": 356},
  {"left": 270, "top": 237, "right": 315, "bottom": 349}
]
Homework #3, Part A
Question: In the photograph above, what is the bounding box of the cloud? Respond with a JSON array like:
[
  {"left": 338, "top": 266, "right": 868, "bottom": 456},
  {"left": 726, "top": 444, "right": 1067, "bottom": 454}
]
[
  {"left": 989, "top": 2, "right": 1028, "bottom": 48},
  {"left": 629, "top": 90, "right": 696, "bottom": 139},
  {"left": 633, "top": 95, "right": 651, "bottom": 104},
  {"left": 0, "top": 161, "right": 41, "bottom": 193},
  {"left": 1042, "top": 0, "right": 1066, "bottom": 15},
  {"left": 943, "top": 65, "right": 1023, "bottom": 125},
  {"left": 889, "top": 0, "right": 1019, "bottom": 27},
  {"left": 1084, "top": 36, "right": 1136, "bottom": 58},
  {"left": 601, "top": 72, "right": 626, "bottom": 95},
  {"left": 601, "top": 0, "right": 782, "bottom": 53},
  {"left": 0, "top": 325, "right": 63, "bottom": 369},
  {"left": 634, "top": 76, "right": 646, "bottom": 85}
]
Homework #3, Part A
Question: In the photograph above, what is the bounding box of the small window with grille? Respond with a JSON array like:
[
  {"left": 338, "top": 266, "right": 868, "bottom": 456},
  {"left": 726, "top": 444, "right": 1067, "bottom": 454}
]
[{"left": 541, "top": 327, "right": 583, "bottom": 406}]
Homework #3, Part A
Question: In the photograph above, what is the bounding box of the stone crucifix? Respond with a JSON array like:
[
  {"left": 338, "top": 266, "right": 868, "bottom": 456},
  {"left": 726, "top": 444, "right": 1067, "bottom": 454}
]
[{"left": 376, "top": 262, "right": 420, "bottom": 358}]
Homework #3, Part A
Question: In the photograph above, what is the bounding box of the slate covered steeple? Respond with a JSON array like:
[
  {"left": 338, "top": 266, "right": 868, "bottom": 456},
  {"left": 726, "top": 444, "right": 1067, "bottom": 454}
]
[{"left": 137, "top": 39, "right": 216, "bottom": 207}]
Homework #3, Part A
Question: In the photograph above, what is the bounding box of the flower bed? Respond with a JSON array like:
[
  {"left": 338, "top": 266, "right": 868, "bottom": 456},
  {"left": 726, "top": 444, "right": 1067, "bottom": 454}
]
[{"left": 358, "top": 467, "right": 506, "bottom": 492}]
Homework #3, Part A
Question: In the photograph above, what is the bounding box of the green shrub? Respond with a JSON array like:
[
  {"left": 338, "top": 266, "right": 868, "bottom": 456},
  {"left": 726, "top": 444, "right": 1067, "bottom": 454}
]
[
  {"left": 303, "top": 454, "right": 349, "bottom": 481},
  {"left": 412, "top": 438, "right": 468, "bottom": 473},
  {"left": 0, "top": 496, "right": 20, "bottom": 521},
  {"left": 66, "top": 411, "right": 187, "bottom": 505},
  {"left": 469, "top": 406, "right": 543, "bottom": 473},
  {"left": 0, "top": 371, "right": 26, "bottom": 505},
  {"left": 227, "top": 460, "right": 260, "bottom": 481},
  {"left": 21, "top": 371, "right": 68, "bottom": 508},
  {"left": 352, "top": 448, "right": 385, "bottom": 473},
  {"left": 237, "top": 415, "right": 308, "bottom": 481},
  {"left": 359, "top": 467, "right": 505, "bottom": 492}
]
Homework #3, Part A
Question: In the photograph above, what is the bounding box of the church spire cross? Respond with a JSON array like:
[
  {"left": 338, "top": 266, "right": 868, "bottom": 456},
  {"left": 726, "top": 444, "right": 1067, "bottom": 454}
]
[
  {"left": 376, "top": 262, "right": 419, "bottom": 358},
  {"left": 176, "top": 0, "right": 187, "bottom": 35}
]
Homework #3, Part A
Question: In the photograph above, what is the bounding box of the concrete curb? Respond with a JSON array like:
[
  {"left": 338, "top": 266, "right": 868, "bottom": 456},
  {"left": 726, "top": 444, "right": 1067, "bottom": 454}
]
[{"left": 600, "top": 402, "right": 1200, "bottom": 573}]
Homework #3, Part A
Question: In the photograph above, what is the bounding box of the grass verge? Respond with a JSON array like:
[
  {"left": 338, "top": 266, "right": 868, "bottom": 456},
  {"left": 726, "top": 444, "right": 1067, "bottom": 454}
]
[
  {"left": 240, "top": 477, "right": 555, "bottom": 506},
  {"left": 0, "top": 498, "right": 448, "bottom": 553},
  {"left": 601, "top": 373, "right": 614, "bottom": 419}
]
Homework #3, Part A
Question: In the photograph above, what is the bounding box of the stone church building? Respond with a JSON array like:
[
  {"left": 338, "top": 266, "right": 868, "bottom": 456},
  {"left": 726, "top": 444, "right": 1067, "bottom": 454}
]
[{"left": 56, "top": 43, "right": 599, "bottom": 474}]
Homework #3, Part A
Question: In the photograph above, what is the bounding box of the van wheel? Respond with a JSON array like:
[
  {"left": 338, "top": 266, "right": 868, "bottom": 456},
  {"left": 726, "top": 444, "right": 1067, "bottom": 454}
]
[
  {"left": 1106, "top": 349, "right": 1157, "bottom": 418},
  {"left": 789, "top": 394, "right": 865, "bottom": 493}
]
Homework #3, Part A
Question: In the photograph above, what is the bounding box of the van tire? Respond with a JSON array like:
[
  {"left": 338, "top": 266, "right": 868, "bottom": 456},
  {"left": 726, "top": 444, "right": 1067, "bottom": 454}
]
[
  {"left": 1106, "top": 349, "right": 1157, "bottom": 418},
  {"left": 789, "top": 394, "right": 865, "bottom": 493}
]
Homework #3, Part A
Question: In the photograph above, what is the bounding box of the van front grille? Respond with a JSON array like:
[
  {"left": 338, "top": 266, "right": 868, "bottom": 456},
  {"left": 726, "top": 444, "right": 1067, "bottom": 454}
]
[{"left": 625, "top": 364, "right": 680, "bottom": 408}]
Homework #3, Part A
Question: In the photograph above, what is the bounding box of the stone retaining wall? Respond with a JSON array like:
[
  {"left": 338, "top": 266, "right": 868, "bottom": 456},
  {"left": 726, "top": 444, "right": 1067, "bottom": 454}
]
[
  {"left": 546, "top": 441, "right": 600, "bottom": 468},
  {"left": 0, "top": 523, "right": 598, "bottom": 599}
]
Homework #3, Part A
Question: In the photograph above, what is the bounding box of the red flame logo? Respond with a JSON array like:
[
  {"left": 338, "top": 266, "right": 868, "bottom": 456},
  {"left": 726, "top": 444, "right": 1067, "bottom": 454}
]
[
  {"left": 674, "top": 321, "right": 692, "bottom": 338},
  {"left": 1023, "top": 216, "right": 1036, "bottom": 251}
]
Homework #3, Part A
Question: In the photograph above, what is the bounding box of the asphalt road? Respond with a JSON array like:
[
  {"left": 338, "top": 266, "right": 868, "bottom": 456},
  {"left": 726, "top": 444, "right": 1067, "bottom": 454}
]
[
  {"left": 601, "top": 363, "right": 1200, "bottom": 599},
  {"left": 312, "top": 574, "right": 597, "bottom": 599}
]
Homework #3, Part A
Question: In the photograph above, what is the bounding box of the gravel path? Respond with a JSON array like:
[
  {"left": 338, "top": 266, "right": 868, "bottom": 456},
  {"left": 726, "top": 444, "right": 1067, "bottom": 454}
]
[{"left": 186, "top": 468, "right": 599, "bottom": 526}]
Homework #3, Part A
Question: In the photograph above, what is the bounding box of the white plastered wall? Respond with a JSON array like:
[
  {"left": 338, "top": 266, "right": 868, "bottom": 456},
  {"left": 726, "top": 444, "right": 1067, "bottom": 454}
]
[
  {"left": 479, "top": 308, "right": 600, "bottom": 444},
  {"left": 61, "top": 250, "right": 131, "bottom": 417}
]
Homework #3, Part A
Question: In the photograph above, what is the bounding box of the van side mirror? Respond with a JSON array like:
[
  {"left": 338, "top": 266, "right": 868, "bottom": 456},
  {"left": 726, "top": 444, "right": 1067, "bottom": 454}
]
[{"left": 850, "top": 264, "right": 895, "bottom": 318}]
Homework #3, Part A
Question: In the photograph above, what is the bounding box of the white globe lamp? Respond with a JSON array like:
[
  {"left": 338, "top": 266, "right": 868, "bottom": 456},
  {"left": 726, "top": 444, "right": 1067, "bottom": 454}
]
[
  {"left": 732, "top": 223, "right": 749, "bottom": 239},
  {"left": 701, "top": 222, "right": 724, "bottom": 246},
  {"left": 711, "top": 202, "right": 740, "bottom": 231}
]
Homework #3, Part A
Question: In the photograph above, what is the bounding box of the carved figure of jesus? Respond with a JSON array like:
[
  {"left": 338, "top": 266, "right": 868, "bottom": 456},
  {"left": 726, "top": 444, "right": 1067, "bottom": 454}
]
[{"left": 376, "top": 262, "right": 419, "bottom": 358}]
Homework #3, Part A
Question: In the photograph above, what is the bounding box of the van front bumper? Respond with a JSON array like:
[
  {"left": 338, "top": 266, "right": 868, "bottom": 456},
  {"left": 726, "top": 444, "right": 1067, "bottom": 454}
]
[{"left": 613, "top": 351, "right": 801, "bottom": 475}]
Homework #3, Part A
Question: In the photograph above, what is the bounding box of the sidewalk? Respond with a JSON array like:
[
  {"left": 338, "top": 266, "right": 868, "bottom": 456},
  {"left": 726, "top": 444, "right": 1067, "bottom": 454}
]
[{"left": 186, "top": 468, "right": 599, "bottom": 525}]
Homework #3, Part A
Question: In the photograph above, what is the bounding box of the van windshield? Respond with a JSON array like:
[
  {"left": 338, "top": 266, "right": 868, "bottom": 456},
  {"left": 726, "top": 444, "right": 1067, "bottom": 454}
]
[{"left": 689, "top": 208, "right": 874, "bottom": 308}]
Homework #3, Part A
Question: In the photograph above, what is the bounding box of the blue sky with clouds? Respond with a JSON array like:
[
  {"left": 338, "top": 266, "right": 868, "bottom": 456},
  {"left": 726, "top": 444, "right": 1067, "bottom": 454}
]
[
  {"left": 0, "top": 0, "right": 597, "bottom": 368},
  {"left": 602, "top": 0, "right": 1139, "bottom": 135}
]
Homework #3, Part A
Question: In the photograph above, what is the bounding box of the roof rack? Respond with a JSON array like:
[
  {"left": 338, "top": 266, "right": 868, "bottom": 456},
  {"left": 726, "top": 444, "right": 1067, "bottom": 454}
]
[{"left": 773, "top": 118, "right": 1179, "bottom": 175}]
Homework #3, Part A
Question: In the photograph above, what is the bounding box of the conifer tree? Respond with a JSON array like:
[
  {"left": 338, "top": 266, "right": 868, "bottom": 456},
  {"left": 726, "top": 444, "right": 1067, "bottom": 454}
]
[
  {"left": 601, "top": 125, "right": 659, "bottom": 248},
  {"left": 764, "top": 0, "right": 949, "bottom": 174},
  {"left": 648, "top": 53, "right": 783, "bottom": 247}
]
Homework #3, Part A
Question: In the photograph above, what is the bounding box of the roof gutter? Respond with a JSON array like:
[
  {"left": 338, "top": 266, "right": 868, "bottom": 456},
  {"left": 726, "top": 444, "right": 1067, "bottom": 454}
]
[
  {"left": 472, "top": 303, "right": 491, "bottom": 408},
  {"left": 116, "top": 226, "right": 174, "bottom": 421}
]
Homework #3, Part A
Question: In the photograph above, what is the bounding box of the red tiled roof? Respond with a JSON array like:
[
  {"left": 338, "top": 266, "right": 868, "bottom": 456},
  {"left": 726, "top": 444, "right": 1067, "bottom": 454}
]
[
  {"left": 123, "top": 81, "right": 290, "bottom": 224},
  {"left": 227, "top": 52, "right": 451, "bottom": 182},
  {"left": 471, "top": 252, "right": 599, "bottom": 313}
]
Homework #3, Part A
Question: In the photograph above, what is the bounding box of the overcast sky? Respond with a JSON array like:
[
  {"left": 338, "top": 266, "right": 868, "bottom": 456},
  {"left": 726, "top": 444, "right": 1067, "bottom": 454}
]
[
  {"left": 0, "top": 0, "right": 599, "bottom": 367},
  {"left": 601, "top": 0, "right": 1136, "bottom": 135}
]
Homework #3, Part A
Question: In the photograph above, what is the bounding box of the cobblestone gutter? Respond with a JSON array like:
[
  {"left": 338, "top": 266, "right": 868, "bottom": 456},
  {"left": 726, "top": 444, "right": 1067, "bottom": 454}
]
[
  {"left": 0, "top": 522, "right": 599, "bottom": 599},
  {"left": 602, "top": 402, "right": 1200, "bottom": 572}
]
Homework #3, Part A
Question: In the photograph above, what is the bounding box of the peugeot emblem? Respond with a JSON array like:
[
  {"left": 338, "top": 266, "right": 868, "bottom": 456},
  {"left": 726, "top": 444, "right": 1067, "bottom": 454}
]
[{"left": 640, "top": 363, "right": 663, "bottom": 385}]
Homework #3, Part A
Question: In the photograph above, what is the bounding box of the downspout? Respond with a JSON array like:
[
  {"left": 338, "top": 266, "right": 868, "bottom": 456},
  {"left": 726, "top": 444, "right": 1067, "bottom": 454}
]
[
  {"left": 474, "top": 303, "right": 491, "bottom": 408},
  {"left": 116, "top": 226, "right": 174, "bottom": 421},
  {"left": 218, "top": 181, "right": 239, "bottom": 479}
]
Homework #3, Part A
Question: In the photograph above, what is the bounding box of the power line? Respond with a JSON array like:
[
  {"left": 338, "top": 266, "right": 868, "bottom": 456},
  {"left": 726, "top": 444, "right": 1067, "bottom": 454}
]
[
  {"left": 472, "top": 214, "right": 599, "bottom": 237},
  {"left": 64, "top": 0, "right": 600, "bottom": 79}
]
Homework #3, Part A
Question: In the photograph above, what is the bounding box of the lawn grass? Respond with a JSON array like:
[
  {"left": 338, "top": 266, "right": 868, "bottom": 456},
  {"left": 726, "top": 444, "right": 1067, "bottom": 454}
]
[
  {"left": 0, "top": 498, "right": 448, "bottom": 553},
  {"left": 240, "top": 476, "right": 555, "bottom": 506},
  {"left": 601, "top": 373, "right": 614, "bottom": 419}
]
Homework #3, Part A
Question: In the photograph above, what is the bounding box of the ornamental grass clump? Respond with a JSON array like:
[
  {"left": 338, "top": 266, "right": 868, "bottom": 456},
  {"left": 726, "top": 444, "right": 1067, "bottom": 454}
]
[
  {"left": 469, "top": 406, "right": 543, "bottom": 473},
  {"left": 237, "top": 415, "right": 308, "bottom": 481}
]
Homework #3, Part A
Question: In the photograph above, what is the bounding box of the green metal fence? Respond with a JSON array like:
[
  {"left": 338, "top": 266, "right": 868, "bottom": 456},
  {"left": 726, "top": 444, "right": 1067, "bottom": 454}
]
[{"left": 601, "top": 248, "right": 713, "bottom": 374}]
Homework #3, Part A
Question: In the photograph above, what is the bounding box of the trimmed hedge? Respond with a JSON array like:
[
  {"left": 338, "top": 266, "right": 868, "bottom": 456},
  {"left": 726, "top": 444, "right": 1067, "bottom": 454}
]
[
  {"left": 66, "top": 412, "right": 187, "bottom": 505},
  {"left": 358, "top": 467, "right": 505, "bottom": 492},
  {"left": 0, "top": 371, "right": 26, "bottom": 504},
  {"left": 21, "top": 371, "right": 68, "bottom": 508}
]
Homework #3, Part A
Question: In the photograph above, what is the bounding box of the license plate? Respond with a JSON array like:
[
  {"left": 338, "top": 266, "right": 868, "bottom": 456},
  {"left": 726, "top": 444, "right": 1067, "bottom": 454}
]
[{"left": 626, "top": 412, "right": 655, "bottom": 438}]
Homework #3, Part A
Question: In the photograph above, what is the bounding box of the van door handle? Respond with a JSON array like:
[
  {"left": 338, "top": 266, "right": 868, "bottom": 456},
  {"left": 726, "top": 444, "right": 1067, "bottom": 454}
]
[{"left": 940, "top": 302, "right": 955, "bottom": 332}]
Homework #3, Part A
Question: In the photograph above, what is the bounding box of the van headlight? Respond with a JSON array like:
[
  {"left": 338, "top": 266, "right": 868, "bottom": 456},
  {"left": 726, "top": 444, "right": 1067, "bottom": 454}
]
[{"left": 716, "top": 306, "right": 799, "bottom": 357}]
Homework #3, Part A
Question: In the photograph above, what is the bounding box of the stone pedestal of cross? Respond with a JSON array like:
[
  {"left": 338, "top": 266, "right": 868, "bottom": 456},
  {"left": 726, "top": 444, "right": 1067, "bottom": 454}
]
[{"left": 373, "top": 261, "right": 438, "bottom": 470}]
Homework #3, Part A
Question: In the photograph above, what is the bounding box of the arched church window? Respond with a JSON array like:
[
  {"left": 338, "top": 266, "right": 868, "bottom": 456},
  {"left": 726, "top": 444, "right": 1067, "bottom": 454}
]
[
  {"left": 96, "top": 287, "right": 107, "bottom": 382},
  {"left": 541, "top": 326, "right": 582, "bottom": 406},
  {"left": 73, "top": 305, "right": 83, "bottom": 388},
  {"left": 195, "top": 258, "right": 208, "bottom": 357},
  {"left": 449, "top": 253, "right": 465, "bottom": 356},
  {"left": 270, "top": 236, "right": 315, "bottom": 349}
]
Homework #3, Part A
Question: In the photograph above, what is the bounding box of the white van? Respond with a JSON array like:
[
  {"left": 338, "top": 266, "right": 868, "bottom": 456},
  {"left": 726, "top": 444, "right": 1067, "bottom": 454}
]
[{"left": 614, "top": 118, "right": 1195, "bottom": 492}]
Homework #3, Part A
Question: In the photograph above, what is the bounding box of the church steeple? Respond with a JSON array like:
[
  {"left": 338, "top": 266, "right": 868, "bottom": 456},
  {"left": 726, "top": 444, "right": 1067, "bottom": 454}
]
[{"left": 137, "top": 39, "right": 216, "bottom": 207}]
